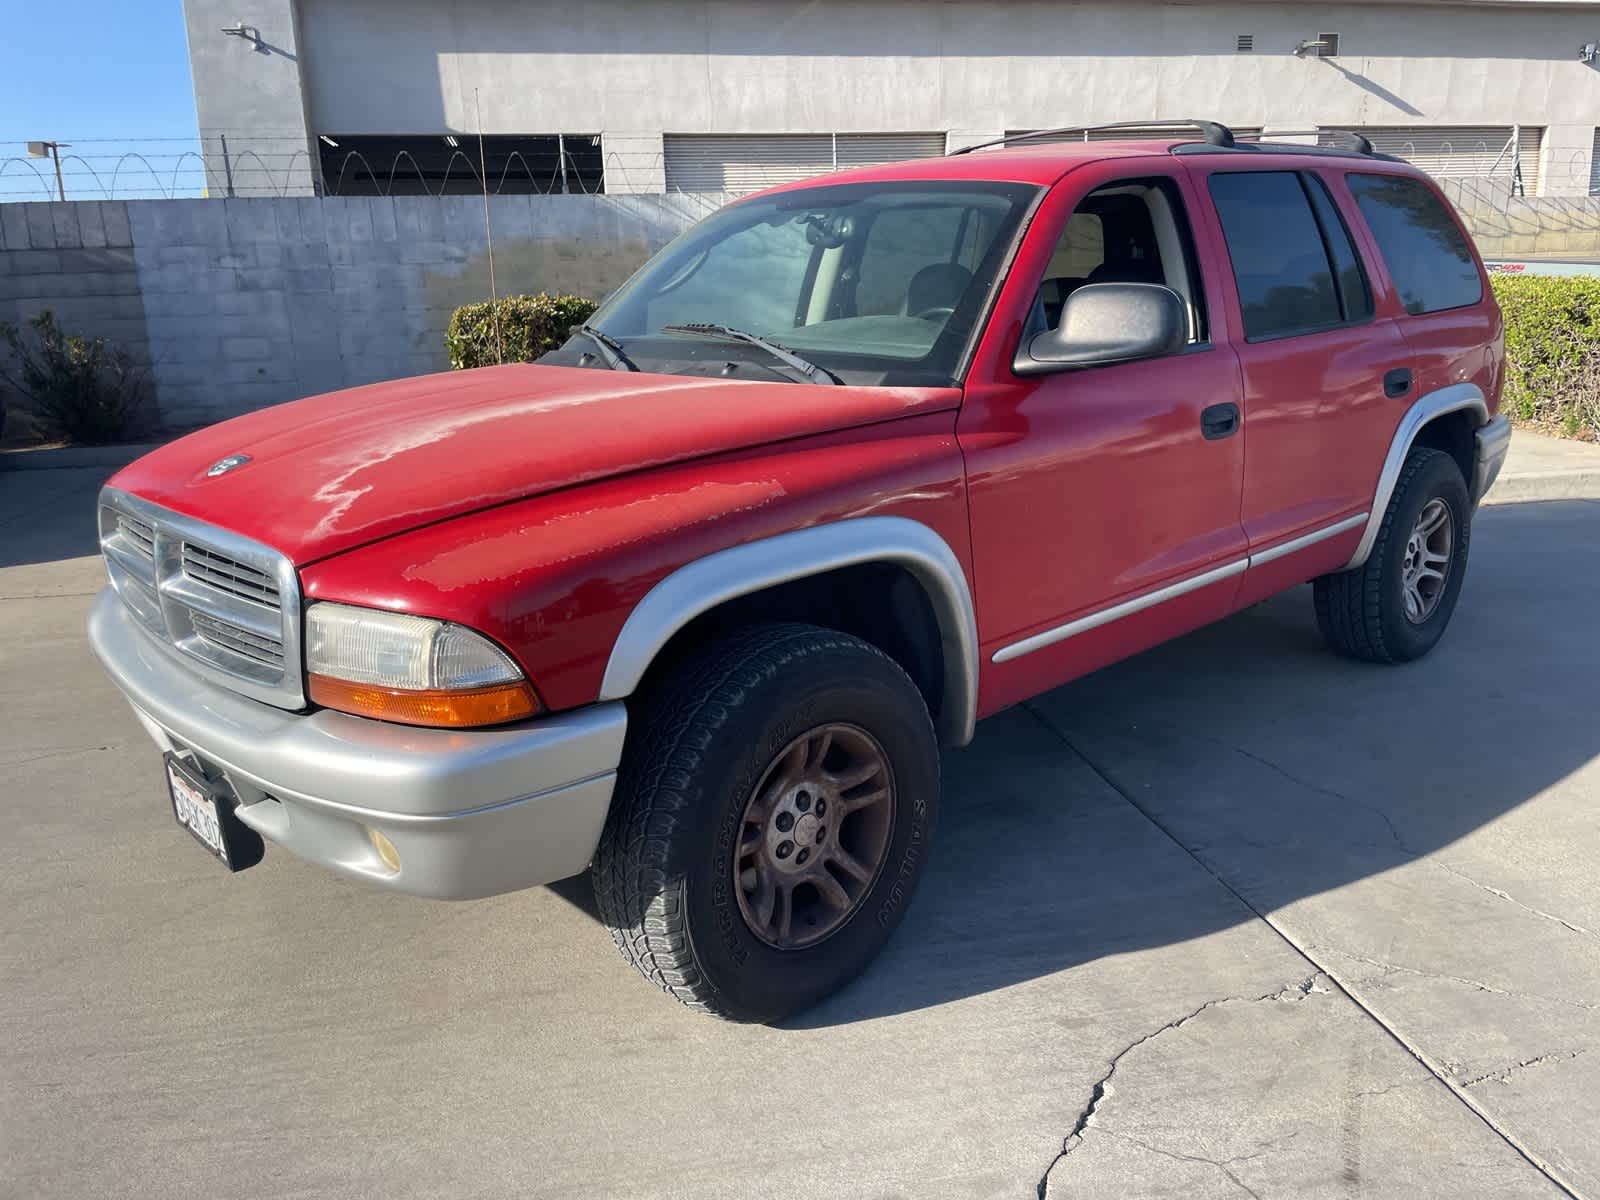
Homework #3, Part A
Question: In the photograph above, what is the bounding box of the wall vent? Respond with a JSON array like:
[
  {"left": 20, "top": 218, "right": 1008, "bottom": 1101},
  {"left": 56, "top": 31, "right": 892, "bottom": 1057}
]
[{"left": 1236, "top": 34, "right": 1254, "bottom": 52}]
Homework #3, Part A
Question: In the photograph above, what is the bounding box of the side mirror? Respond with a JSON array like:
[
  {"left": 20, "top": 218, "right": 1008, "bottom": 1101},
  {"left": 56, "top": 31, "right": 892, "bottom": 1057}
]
[{"left": 1014, "top": 282, "right": 1187, "bottom": 376}]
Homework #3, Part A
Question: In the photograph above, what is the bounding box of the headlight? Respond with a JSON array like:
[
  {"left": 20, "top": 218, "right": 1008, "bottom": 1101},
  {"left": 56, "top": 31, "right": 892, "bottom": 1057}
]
[{"left": 305, "top": 602, "right": 541, "bottom": 728}]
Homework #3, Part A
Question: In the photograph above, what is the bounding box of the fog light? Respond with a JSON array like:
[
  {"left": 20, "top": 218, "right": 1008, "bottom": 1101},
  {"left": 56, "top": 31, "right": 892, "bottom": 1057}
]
[{"left": 366, "top": 827, "right": 401, "bottom": 873}]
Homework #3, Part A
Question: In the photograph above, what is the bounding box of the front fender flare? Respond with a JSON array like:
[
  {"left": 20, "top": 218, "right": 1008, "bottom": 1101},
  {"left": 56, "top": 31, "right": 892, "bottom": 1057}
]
[{"left": 598, "top": 516, "right": 979, "bottom": 746}]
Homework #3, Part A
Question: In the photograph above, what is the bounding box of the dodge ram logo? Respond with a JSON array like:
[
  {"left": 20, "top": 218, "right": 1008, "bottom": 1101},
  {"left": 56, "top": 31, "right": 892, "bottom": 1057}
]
[{"left": 205, "top": 454, "right": 252, "bottom": 477}]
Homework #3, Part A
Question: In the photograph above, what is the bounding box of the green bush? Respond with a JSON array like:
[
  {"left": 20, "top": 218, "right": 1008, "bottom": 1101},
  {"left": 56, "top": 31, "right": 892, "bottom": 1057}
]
[
  {"left": 0, "top": 310, "right": 149, "bottom": 445},
  {"left": 445, "top": 293, "right": 599, "bottom": 370},
  {"left": 1491, "top": 275, "right": 1600, "bottom": 436}
]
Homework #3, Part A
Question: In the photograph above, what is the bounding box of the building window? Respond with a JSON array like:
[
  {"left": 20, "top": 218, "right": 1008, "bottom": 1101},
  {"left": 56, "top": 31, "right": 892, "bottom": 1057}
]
[{"left": 316, "top": 134, "right": 604, "bottom": 196}]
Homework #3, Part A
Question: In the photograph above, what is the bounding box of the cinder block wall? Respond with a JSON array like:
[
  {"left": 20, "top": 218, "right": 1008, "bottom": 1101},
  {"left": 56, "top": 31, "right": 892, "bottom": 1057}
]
[
  {"left": 1439, "top": 179, "right": 1600, "bottom": 264},
  {"left": 2, "top": 186, "right": 1596, "bottom": 433},
  {"left": 0, "top": 193, "right": 720, "bottom": 430}
]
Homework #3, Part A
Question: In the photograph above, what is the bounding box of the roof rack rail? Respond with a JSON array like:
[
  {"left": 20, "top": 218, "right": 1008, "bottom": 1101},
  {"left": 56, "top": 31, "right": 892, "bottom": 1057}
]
[
  {"left": 949, "top": 119, "right": 1236, "bottom": 156},
  {"left": 1235, "top": 128, "right": 1376, "bottom": 155}
]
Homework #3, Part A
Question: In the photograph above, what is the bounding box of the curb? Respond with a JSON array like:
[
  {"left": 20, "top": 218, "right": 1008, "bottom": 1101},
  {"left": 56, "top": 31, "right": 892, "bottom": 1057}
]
[
  {"left": 0, "top": 442, "right": 164, "bottom": 473},
  {"left": 1482, "top": 470, "right": 1600, "bottom": 506}
]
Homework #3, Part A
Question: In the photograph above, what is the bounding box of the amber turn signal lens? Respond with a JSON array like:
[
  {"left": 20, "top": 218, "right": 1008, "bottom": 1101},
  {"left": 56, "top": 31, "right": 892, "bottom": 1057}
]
[{"left": 308, "top": 674, "right": 542, "bottom": 728}]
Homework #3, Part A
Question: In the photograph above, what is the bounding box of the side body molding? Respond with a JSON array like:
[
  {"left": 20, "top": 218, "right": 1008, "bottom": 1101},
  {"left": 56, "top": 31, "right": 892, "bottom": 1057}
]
[
  {"left": 1343, "top": 381, "right": 1488, "bottom": 571},
  {"left": 599, "top": 516, "right": 980, "bottom": 747}
]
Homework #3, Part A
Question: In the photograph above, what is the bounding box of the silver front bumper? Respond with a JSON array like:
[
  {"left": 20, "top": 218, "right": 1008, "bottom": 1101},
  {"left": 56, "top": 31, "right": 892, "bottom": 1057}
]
[
  {"left": 1473, "top": 413, "right": 1513, "bottom": 505},
  {"left": 89, "top": 588, "right": 626, "bottom": 899}
]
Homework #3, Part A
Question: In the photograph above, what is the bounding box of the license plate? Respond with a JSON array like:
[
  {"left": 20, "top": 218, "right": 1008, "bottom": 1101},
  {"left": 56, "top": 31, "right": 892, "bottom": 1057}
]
[{"left": 164, "top": 753, "right": 263, "bottom": 872}]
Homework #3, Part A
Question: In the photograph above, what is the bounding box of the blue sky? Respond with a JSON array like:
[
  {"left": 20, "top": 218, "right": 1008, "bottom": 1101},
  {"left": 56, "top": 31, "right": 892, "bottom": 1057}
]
[{"left": 0, "top": 1, "right": 202, "bottom": 201}]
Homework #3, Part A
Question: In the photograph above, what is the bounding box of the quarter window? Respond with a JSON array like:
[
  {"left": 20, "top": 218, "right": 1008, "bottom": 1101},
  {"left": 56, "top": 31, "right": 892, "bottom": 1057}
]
[
  {"left": 1208, "top": 171, "right": 1348, "bottom": 340},
  {"left": 1346, "top": 174, "right": 1482, "bottom": 315}
]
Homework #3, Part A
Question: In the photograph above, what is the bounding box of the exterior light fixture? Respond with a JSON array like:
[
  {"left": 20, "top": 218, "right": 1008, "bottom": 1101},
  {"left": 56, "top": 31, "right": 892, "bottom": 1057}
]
[{"left": 26, "top": 140, "right": 68, "bottom": 200}]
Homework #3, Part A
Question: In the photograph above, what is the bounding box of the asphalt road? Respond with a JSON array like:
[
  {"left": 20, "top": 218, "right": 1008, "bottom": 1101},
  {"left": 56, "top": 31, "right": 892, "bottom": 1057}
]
[{"left": 3, "top": 451, "right": 1598, "bottom": 1200}]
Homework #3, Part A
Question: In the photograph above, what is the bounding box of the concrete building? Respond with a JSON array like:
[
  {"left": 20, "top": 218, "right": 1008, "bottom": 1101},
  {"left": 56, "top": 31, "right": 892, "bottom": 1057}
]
[{"left": 169, "top": 0, "right": 1600, "bottom": 199}]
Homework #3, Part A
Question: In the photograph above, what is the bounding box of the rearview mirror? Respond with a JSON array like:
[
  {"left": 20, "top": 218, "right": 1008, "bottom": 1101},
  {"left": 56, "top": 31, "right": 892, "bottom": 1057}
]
[{"left": 1014, "top": 282, "right": 1187, "bottom": 376}]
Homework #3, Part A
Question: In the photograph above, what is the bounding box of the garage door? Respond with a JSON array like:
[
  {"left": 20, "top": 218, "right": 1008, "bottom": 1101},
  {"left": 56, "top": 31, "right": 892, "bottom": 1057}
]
[
  {"left": 663, "top": 133, "right": 945, "bottom": 193},
  {"left": 1321, "top": 126, "right": 1543, "bottom": 194}
]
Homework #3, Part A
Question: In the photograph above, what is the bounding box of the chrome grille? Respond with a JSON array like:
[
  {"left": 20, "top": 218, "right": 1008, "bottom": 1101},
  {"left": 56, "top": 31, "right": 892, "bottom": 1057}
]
[
  {"left": 189, "top": 610, "right": 286, "bottom": 668},
  {"left": 119, "top": 513, "right": 155, "bottom": 559},
  {"left": 182, "top": 543, "right": 281, "bottom": 608},
  {"left": 98, "top": 488, "right": 304, "bottom": 709}
]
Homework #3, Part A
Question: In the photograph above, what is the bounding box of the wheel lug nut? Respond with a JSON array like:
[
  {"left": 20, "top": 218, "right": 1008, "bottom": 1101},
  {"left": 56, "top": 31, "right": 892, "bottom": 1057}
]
[
  {"left": 776, "top": 841, "right": 793, "bottom": 859},
  {"left": 816, "top": 827, "right": 826, "bottom": 843},
  {"left": 795, "top": 791, "right": 811, "bottom": 812},
  {"left": 796, "top": 848, "right": 810, "bottom": 865},
  {"left": 814, "top": 798, "right": 826, "bottom": 817},
  {"left": 776, "top": 812, "right": 794, "bottom": 832}
]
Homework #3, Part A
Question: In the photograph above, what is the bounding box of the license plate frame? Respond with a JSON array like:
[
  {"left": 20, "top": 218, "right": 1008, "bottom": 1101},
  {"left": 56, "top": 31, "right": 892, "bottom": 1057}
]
[{"left": 164, "top": 752, "right": 264, "bottom": 872}]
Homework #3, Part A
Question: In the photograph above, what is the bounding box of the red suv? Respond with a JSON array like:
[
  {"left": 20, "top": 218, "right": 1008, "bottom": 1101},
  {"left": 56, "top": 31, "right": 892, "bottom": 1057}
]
[{"left": 90, "top": 122, "right": 1509, "bottom": 1021}]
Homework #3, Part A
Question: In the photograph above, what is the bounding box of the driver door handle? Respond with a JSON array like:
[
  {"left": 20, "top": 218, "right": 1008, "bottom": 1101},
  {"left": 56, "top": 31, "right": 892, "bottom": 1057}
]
[{"left": 1201, "top": 402, "right": 1241, "bottom": 440}]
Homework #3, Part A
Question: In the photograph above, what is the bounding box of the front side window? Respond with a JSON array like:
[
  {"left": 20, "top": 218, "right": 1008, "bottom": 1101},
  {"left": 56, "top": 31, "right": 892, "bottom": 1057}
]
[
  {"left": 551, "top": 180, "right": 1039, "bottom": 386},
  {"left": 1346, "top": 173, "right": 1482, "bottom": 315},
  {"left": 1209, "top": 171, "right": 1346, "bottom": 340},
  {"left": 1030, "top": 176, "right": 1208, "bottom": 344}
]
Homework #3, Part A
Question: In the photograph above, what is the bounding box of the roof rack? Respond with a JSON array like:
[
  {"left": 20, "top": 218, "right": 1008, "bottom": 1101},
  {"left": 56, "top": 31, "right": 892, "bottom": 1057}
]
[
  {"left": 948, "top": 120, "right": 1236, "bottom": 156},
  {"left": 1235, "top": 128, "right": 1377, "bottom": 155}
]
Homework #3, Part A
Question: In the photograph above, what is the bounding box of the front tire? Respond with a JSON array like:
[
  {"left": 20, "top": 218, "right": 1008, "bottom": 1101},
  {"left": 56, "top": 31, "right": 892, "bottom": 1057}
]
[
  {"left": 592, "top": 623, "right": 939, "bottom": 1022},
  {"left": 1314, "top": 446, "right": 1471, "bottom": 663}
]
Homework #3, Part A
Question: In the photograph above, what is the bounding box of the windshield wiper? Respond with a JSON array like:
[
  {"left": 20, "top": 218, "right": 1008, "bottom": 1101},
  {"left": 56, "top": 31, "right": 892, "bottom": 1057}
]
[
  {"left": 570, "top": 324, "right": 638, "bottom": 372},
  {"left": 658, "top": 323, "right": 841, "bottom": 385}
]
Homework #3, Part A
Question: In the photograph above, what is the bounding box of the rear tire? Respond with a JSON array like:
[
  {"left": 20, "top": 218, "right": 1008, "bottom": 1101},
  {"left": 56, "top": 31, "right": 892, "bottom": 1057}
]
[
  {"left": 592, "top": 623, "right": 939, "bottom": 1023},
  {"left": 1314, "top": 446, "right": 1471, "bottom": 663}
]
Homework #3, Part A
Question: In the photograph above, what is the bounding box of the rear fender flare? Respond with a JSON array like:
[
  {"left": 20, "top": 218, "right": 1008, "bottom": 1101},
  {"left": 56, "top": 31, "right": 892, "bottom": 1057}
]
[{"left": 1344, "top": 382, "right": 1487, "bottom": 570}]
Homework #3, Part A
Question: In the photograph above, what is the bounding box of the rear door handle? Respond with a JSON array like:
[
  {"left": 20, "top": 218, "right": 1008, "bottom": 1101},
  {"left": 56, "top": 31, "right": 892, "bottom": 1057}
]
[
  {"left": 1201, "top": 402, "right": 1240, "bottom": 440},
  {"left": 1384, "top": 368, "right": 1414, "bottom": 399}
]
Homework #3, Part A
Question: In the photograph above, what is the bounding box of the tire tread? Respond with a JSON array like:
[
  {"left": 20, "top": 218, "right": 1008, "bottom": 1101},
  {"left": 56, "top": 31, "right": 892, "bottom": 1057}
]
[
  {"left": 591, "top": 623, "right": 925, "bottom": 1020},
  {"left": 1314, "top": 446, "right": 1457, "bottom": 663}
]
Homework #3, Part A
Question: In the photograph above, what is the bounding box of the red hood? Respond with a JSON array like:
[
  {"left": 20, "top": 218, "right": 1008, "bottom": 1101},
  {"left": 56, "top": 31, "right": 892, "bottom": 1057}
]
[{"left": 110, "top": 365, "right": 960, "bottom": 564}]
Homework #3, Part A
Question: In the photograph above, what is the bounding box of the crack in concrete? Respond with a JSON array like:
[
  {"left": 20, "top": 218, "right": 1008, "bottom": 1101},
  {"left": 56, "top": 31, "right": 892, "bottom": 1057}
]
[
  {"left": 1430, "top": 861, "right": 1600, "bottom": 944},
  {"left": 0, "top": 745, "right": 112, "bottom": 770},
  {"left": 1036, "top": 975, "right": 1324, "bottom": 1198},
  {"left": 1459, "top": 1050, "right": 1588, "bottom": 1089},
  {"left": 1094, "top": 1128, "right": 1272, "bottom": 1199},
  {"left": 1227, "top": 741, "right": 1600, "bottom": 947},
  {"left": 1350, "top": 1078, "right": 1423, "bottom": 1102},
  {"left": 1308, "top": 943, "right": 1600, "bottom": 1013},
  {"left": 0, "top": 590, "right": 100, "bottom": 602},
  {"left": 1022, "top": 703, "right": 1588, "bottom": 1200}
]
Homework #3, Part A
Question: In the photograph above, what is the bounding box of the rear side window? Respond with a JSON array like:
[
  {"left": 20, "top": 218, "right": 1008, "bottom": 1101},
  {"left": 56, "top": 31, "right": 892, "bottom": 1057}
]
[
  {"left": 1346, "top": 174, "right": 1481, "bottom": 315},
  {"left": 1208, "top": 172, "right": 1360, "bottom": 340}
]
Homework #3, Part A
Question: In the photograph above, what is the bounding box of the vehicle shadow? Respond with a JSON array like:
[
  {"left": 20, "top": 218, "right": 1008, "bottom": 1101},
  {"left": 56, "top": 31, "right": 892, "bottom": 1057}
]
[
  {"left": 0, "top": 467, "right": 106, "bottom": 569},
  {"left": 778, "top": 499, "right": 1598, "bottom": 1026}
]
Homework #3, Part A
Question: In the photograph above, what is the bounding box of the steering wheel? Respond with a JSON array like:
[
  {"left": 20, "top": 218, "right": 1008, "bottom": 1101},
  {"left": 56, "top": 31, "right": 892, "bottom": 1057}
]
[{"left": 911, "top": 306, "right": 956, "bottom": 322}]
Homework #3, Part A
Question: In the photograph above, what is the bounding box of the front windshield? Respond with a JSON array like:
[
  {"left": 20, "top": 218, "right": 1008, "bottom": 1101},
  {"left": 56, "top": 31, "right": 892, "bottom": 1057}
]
[{"left": 547, "top": 180, "right": 1039, "bottom": 387}]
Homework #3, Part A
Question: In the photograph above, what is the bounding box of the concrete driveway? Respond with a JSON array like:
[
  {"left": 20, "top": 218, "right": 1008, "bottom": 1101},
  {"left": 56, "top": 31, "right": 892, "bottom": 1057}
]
[{"left": 2, "top": 439, "right": 1597, "bottom": 1199}]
